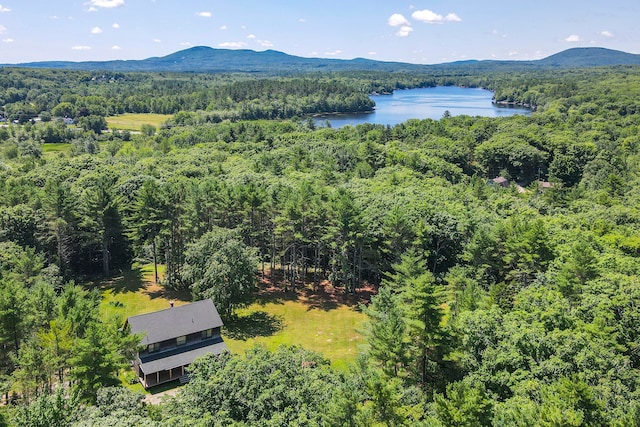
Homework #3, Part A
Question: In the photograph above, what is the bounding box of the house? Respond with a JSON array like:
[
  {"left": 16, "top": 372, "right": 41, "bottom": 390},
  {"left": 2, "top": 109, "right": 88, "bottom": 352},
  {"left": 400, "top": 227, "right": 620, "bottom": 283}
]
[
  {"left": 539, "top": 181, "right": 554, "bottom": 190},
  {"left": 490, "top": 176, "right": 509, "bottom": 188},
  {"left": 126, "top": 299, "right": 228, "bottom": 388}
]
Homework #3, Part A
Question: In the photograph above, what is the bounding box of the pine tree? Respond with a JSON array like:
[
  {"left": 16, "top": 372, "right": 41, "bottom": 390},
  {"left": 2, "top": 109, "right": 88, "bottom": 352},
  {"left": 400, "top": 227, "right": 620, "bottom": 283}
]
[{"left": 362, "top": 286, "right": 408, "bottom": 378}]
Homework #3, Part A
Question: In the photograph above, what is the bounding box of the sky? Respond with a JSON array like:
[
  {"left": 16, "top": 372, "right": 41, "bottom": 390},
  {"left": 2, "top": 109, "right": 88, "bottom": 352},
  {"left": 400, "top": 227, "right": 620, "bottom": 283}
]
[{"left": 0, "top": 1, "right": 638, "bottom": 65}]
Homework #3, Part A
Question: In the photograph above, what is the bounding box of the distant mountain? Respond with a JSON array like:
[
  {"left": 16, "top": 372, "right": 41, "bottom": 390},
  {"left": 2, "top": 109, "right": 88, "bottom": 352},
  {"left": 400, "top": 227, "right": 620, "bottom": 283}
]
[
  {"left": 537, "top": 47, "right": 640, "bottom": 67},
  {"left": 3, "top": 46, "right": 639, "bottom": 74},
  {"left": 2, "top": 46, "right": 427, "bottom": 74}
]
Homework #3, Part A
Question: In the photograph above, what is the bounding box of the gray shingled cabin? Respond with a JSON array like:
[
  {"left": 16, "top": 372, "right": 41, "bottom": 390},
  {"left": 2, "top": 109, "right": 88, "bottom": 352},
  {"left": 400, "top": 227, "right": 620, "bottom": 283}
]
[{"left": 126, "top": 299, "right": 228, "bottom": 388}]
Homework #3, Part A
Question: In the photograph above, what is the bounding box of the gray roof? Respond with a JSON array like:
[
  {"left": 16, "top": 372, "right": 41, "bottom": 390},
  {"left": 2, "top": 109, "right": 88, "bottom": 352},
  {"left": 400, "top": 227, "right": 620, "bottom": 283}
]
[
  {"left": 139, "top": 341, "right": 228, "bottom": 374},
  {"left": 127, "top": 299, "right": 224, "bottom": 346}
]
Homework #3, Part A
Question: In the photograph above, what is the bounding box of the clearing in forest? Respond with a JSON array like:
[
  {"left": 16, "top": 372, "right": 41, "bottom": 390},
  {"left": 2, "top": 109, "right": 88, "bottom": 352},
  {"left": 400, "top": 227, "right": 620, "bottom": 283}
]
[
  {"left": 106, "top": 113, "right": 172, "bottom": 131},
  {"left": 97, "top": 265, "right": 371, "bottom": 372}
]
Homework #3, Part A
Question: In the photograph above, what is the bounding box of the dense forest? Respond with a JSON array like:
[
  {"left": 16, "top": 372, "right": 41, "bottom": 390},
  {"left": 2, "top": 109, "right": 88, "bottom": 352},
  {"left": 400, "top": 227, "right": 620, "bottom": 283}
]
[{"left": 1, "top": 64, "right": 640, "bottom": 425}]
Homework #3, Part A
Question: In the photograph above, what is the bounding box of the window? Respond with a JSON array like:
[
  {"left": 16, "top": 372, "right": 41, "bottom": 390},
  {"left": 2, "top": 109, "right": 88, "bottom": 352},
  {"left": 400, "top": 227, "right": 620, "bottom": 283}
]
[
  {"left": 176, "top": 335, "right": 186, "bottom": 346},
  {"left": 148, "top": 342, "right": 160, "bottom": 353},
  {"left": 201, "top": 328, "right": 213, "bottom": 339}
]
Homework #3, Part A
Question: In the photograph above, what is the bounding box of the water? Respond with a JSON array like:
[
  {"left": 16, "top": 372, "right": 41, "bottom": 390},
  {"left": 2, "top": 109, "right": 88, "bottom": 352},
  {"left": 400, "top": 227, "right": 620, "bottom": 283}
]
[{"left": 314, "top": 86, "right": 531, "bottom": 128}]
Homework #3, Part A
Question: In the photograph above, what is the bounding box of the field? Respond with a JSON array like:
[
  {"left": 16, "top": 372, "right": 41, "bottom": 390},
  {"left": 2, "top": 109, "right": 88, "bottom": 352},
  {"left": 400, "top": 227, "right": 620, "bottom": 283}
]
[
  {"left": 41, "top": 142, "right": 71, "bottom": 154},
  {"left": 98, "top": 264, "right": 189, "bottom": 321},
  {"left": 106, "top": 113, "right": 173, "bottom": 131},
  {"left": 224, "top": 279, "right": 371, "bottom": 371},
  {"left": 96, "top": 265, "right": 370, "bottom": 373}
]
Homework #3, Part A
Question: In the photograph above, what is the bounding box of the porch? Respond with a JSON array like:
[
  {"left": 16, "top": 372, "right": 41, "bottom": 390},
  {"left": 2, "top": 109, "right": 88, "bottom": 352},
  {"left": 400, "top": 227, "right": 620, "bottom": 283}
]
[{"left": 138, "top": 365, "right": 188, "bottom": 389}]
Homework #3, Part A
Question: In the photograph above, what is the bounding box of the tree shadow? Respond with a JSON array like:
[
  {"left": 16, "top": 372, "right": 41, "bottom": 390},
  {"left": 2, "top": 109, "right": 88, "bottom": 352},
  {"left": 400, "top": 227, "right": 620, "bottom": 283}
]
[
  {"left": 224, "top": 311, "right": 284, "bottom": 340},
  {"left": 145, "top": 286, "right": 191, "bottom": 302},
  {"left": 256, "top": 268, "right": 376, "bottom": 312},
  {"left": 147, "top": 379, "right": 183, "bottom": 395},
  {"left": 96, "top": 267, "right": 145, "bottom": 294},
  {"left": 302, "top": 293, "right": 340, "bottom": 311}
]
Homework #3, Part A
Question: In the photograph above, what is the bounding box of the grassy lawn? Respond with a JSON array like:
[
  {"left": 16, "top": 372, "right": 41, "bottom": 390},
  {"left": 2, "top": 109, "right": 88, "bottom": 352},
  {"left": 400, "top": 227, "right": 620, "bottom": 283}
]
[
  {"left": 224, "top": 287, "right": 368, "bottom": 370},
  {"left": 98, "top": 264, "right": 189, "bottom": 322},
  {"left": 107, "top": 113, "right": 172, "bottom": 131},
  {"left": 42, "top": 142, "right": 71, "bottom": 154},
  {"left": 96, "top": 265, "right": 370, "bottom": 375}
]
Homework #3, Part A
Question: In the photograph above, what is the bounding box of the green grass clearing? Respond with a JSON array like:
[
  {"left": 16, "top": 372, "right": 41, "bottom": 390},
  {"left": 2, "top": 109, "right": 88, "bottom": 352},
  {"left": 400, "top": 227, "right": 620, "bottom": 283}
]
[
  {"left": 107, "top": 113, "right": 172, "bottom": 131},
  {"left": 97, "top": 264, "right": 189, "bottom": 323},
  {"left": 95, "top": 264, "right": 370, "bottom": 389},
  {"left": 225, "top": 295, "right": 367, "bottom": 371},
  {"left": 42, "top": 143, "right": 71, "bottom": 154}
]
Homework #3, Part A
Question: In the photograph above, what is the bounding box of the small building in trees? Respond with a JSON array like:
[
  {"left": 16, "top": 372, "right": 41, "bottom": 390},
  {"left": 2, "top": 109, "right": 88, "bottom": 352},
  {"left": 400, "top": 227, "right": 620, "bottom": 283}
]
[
  {"left": 538, "top": 180, "right": 554, "bottom": 190},
  {"left": 126, "top": 299, "right": 228, "bottom": 388},
  {"left": 490, "top": 176, "right": 510, "bottom": 188}
]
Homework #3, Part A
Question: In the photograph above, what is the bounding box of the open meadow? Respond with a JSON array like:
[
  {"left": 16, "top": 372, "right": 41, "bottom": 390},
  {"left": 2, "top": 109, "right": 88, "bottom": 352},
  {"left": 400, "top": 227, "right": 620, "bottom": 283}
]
[
  {"left": 96, "top": 265, "right": 369, "bottom": 375},
  {"left": 106, "top": 113, "right": 172, "bottom": 131}
]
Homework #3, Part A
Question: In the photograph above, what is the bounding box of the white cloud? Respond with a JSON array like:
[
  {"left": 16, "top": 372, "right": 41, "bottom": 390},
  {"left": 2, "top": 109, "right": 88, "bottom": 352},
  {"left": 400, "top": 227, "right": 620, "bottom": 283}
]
[
  {"left": 3, "top": 38, "right": 13, "bottom": 43},
  {"left": 508, "top": 51, "right": 518, "bottom": 56},
  {"left": 445, "top": 13, "right": 462, "bottom": 22},
  {"left": 112, "top": 45, "right": 121, "bottom": 50},
  {"left": 564, "top": 34, "right": 582, "bottom": 42},
  {"left": 299, "top": 18, "right": 306, "bottom": 23},
  {"left": 368, "top": 51, "right": 377, "bottom": 56},
  {"left": 153, "top": 38, "right": 161, "bottom": 43},
  {"left": 72, "top": 45, "right": 92, "bottom": 50},
  {"left": 87, "top": 7, "right": 98, "bottom": 12},
  {"left": 91, "top": 26, "right": 103, "bottom": 34},
  {"left": 258, "top": 40, "right": 273, "bottom": 48},
  {"left": 219, "top": 41, "right": 247, "bottom": 48},
  {"left": 180, "top": 42, "right": 192, "bottom": 47},
  {"left": 196, "top": 11, "right": 211, "bottom": 18},
  {"left": 395, "top": 25, "right": 414, "bottom": 37},
  {"left": 324, "top": 49, "right": 342, "bottom": 56},
  {"left": 388, "top": 13, "right": 413, "bottom": 37},
  {"left": 388, "top": 13, "right": 410, "bottom": 27},
  {"left": 112, "top": 22, "right": 120, "bottom": 29},
  {"left": 601, "top": 30, "right": 614, "bottom": 38},
  {"left": 247, "top": 34, "right": 256, "bottom": 39},
  {"left": 51, "top": 15, "right": 59, "bottom": 20},
  {"left": 0, "top": 24, "right": 6, "bottom": 34},
  {"left": 412, "top": 9, "right": 442, "bottom": 23},
  {"left": 88, "top": 0, "right": 124, "bottom": 8},
  {"left": 0, "top": 4, "right": 10, "bottom": 12},
  {"left": 412, "top": 9, "right": 462, "bottom": 24},
  {"left": 220, "top": 25, "right": 227, "bottom": 30}
]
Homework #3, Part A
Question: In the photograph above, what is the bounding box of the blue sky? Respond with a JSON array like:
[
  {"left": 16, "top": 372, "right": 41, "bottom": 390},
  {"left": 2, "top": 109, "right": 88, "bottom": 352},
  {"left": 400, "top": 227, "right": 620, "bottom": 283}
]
[{"left": 0, "top": 0, "right": 637, "bottom": 64}]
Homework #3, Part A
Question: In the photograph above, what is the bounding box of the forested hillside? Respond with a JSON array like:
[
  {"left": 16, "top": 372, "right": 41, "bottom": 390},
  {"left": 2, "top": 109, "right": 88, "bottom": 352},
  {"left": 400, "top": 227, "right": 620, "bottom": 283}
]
[
  {"left": 5, "top": 46, "right": 640, "bottom": 73},
  {"left": 1, "top": 65, "right": 640, "bottom": 425}
]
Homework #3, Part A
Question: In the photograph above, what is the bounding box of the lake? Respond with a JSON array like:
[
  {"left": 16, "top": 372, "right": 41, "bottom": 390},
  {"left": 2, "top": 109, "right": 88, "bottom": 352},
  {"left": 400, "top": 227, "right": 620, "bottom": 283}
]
[{"left": 314, "top": 86, "right": 531, "bottom": 128}]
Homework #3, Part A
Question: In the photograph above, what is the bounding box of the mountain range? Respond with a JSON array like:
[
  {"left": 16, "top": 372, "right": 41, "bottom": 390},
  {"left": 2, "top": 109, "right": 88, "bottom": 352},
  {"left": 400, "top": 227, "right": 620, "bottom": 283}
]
[{"left": 2, "top": 46, "right": 640, "bottom": 74}]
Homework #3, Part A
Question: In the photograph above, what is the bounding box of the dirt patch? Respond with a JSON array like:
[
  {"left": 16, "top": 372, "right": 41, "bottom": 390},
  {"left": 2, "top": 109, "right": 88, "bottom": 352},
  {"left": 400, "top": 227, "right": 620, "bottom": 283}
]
[
  {"left": 256, "top": 269, "right": 377, "bottom": 311},
  {"left": 144, "top": 387, "right": 181, "bottom": 405}
]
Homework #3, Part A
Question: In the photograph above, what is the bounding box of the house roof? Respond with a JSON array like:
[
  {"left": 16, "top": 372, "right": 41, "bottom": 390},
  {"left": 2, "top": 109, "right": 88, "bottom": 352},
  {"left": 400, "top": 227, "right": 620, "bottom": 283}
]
[
  {"left": 127, "top": 299, "right": 224, "bottom": 346},
  {"left": 138, "top": 339, "right": 228, "bottom": 374}
]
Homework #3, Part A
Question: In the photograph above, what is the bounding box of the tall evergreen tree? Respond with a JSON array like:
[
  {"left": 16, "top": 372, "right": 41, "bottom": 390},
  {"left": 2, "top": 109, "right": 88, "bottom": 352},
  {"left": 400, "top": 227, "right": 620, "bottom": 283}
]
[
  {"left": 69, "top": 322, "right": 121, "bottom": 403},
  {"left": 362, "top": 286, "right": 409, "bottom": 378},
  {"left": 129, "top": 179, "right": 167, "bottom": 284}
]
